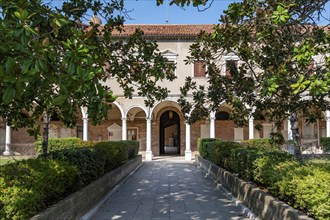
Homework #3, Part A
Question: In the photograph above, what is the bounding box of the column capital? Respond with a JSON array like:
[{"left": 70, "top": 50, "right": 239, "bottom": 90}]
[
  {"left": 81, "top": 106, "right": 88, "bottom": 118},
  {"left": 210, "top": 111, "right": 216, "bottom": 118},
  {"left": 121, "top": 117, "right": 127, "bottom": 121}
]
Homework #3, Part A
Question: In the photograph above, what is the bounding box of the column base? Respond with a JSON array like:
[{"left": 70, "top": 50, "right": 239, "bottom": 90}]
[
  {"left": 3, "top": 150, "right": 11, "bottom": 156},
  {"left": 145, "top": 151, "right": 153, "bottom": 161},
  {"left": 185, "top": 150, "right": 192, "bottom": 161}
]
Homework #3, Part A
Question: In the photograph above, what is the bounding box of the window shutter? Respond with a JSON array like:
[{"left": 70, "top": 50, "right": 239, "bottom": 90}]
[
  {"left": 226, "top": 60, "right": 238, "bottom": 77},
  {"left": 308, "top": 60, "right": 315, "bottom": 75},
  {"left": 104, "top": 62, "right": 111, "bottom": 78},
  {"left": 194, "top": 61, "right": 206, "bottom": 77}
]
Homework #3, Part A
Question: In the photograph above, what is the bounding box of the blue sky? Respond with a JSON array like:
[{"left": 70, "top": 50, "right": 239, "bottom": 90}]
[
  {"left": 49, "top": 0, "right": 330, "bottom": 25},
  {"left": 123, "top": 0, "right": 236, "bottom": 24},
  {"left": 123, "top": 0, "right": 330, "bottom": 25}
]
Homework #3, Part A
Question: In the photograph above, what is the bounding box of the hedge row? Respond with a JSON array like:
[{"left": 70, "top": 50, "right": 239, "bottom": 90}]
[
  {"left": 0, "top": 140, "right": 139, "bottom": 220},
  {"left": 320, "top": 137, "right": 330, "bottom": 153},
  {"left": 241, "top": 138, "right": 280, "bottom": 150},
  {"left": 200, "top": 140, "right": 330, "bottom": 220},
  {"left": 35, "top": 137, "right": 94, "bottom": 153}
]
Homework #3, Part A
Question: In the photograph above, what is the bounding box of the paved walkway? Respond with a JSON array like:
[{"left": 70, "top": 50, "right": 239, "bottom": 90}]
[{"left": 88, "top": 157, "right": 250, "bottom": 220}]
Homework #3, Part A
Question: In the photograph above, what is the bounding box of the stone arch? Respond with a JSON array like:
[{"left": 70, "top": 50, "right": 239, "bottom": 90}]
[
  {"left": 112, "top": 101, "right": 124, "bottom": 119},
  {"left": 124, "top": 105, "right": 148, "bottom": 119}
]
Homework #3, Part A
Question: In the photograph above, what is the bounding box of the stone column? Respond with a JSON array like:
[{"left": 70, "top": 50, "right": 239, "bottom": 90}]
[
  {"left": 145, "top": 117, "right": 152, "bottom": 161},
  {"left": 288, "top": 118, "right": 293, "bottom": 140},
  {"left": 81, "top": 107, "right": 89, "bottom": 141},
  {"left": 210, "top": 111, "right": 215, "bottom": 138},
  {"left": 326, "top": 110, "right": 330, "bottom": 137},
  {"left": 3, "top": 124, "right": 11, "bottom": 155},
  {"left": 122, "top": 118, "right": 127, "bottom": 140},
  {"left": 185, "top": 122, "right": 192, "bottom": 160},
  {"left": 249, "top": 114, "right": 254, "bottom": 139}
]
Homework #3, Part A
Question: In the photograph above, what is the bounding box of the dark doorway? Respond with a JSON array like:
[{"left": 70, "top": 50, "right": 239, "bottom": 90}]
[{"left": 160, "top": 110, "right": 180, "bottom": 155}]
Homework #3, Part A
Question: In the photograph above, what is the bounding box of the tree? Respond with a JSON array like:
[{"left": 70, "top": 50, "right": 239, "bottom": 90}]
[
  {"left": 0, "top": 0, "right": 175, "bottom": 154},
  {"left": 170, "top": 0, "right": 330, "bottom": 161}
]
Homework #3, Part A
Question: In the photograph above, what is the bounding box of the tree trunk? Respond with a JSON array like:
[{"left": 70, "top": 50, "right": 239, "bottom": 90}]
[
  {"left": 41, "top": 113, "right": 51, "bottom": 155},
  {"left": 289, "top": 113, "right": 303, "bottom": 163}
]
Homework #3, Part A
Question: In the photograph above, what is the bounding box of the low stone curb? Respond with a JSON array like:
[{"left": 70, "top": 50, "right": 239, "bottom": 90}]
[
  {"left": 30, "top": 155, "right": 142, "bottom": 220},
  {"left": 195, "top": 156, "right": 313, "bottom": 220}
]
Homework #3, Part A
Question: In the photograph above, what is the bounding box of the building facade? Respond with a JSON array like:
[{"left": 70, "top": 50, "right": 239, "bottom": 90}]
[{"left": 1, "top": 24, "right": 330, "bottom": 159}]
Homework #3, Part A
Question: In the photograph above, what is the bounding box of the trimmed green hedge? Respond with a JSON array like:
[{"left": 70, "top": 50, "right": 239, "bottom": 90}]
[
  {"left": 0, "top": 140, "right": 139, "bottom": 220},
  {"left": 122, "top": 140, "right": 140, "bottom": 160},
  {"left": 0, "top": 158, "right": 78, "bottom": 220},
  {"left": 35, "top": 137, "right": 94, "bottom": 153},
  {"left": 208, "top": 141, "right": 241, "bottom": 168},
  {"left": 199, "top": 140, "right": 330, "bottom": 220},
  {"left": 197, "top": 138, "right": 220, "bottom": 158},
  {"left": 320, "top": 137, "right": 330, "bottom": 153},
  {"left": 241, "top": 138, "right": 280, "bottom": 150},
  {"left": 46, "top": 147, "right": 107, "bottom": 187},
  {"left": 94, "top": 141, "right": 128, "bottom": 171}
]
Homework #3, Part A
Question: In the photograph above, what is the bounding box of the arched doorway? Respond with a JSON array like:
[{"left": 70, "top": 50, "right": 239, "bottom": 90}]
[{"left": 160, "top": 110, "right": 180, "bottom": 155}]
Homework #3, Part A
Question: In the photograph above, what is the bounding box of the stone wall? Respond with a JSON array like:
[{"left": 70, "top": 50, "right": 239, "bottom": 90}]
[
  {"left": 31, "top": 156, "right": 142, "bottom": 220},
  {"left": 195, "top": 156, "right": 313, "bottom": 220}
]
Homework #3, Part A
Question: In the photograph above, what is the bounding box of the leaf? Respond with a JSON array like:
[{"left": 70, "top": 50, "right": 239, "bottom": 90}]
[
  {"left": 3, "top": 87, "right": 16, "bottom": 104},
  {"left": 5, "top": 58, "right": 16, "bottom": 74},
  {"left": 52, "top": 95, "right": 67, "bottom": 105},
  {"left": 14, "top": 11, "right": 22, "bottom": 19}
]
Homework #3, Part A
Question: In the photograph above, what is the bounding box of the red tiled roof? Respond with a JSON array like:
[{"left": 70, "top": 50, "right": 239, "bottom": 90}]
[{"left": 112, "top": 24, "right": 215, "bottom": 38}]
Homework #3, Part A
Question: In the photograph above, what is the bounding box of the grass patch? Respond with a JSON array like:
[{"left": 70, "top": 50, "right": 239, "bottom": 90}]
[
  {"left": 305, "top": 158, "right": 330, "bottom": 164},
  {"left": 0, "top": 156, "right": 32, "bottom": 166}
]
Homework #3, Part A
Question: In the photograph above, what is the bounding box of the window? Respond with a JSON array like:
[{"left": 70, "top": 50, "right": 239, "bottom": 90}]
[
  {"left": 127, "top": 128, "right": 138, "bottom": 140},
  {"left": 215, "top": 111, "right": 230, "bottom": 120},
  {"left": 225, "top": 60, "right": 238, "bottom": 77},
  {"left": 161, "top": 50, "right": 178, "bottom": 76},
  {"left": 308, "top": 60, "right": 316, "bottom": 75},
  {"left": 164, "top": 60, "right": 176, "bottom": 76},
  {"left": 103, "top": 62, "right": 112, "bottom": 78},
  {"left": 76, "top": 126, "right": 83, "bottom": 139},
  {"left": 193, "top": 61, "right": 207, "bottom": 77},
  {"left": 130, "top": 62, "right": 141, "bottom": 76}
]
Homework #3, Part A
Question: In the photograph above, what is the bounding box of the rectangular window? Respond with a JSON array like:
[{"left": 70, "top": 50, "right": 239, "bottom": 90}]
[
  {"left": 76, "top": 126, "right": 83, "bottom": 139},
  {"left": 308, "top": 60, "right": 316, "bottom": 75},
  {"left": 165, "top": 60, "right": 176, "bottom": 76},
  {"left": 194, "top": 61, "right": 207, "bottom": 77},
  {"left": 130, "top": 62, "right": 140, "bottom": 76},
  {"left": 127, "top": 128, "right": 138, "bottom": 140},
  {"left": 104, "top": 62, "right": 112, "bottom": 78},
  {"left": 225, "top": 60, "right": 238, "bottom": 77}
]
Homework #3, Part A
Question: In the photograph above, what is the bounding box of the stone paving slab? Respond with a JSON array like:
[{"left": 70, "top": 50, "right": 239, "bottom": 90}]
[{"left": 88, "top": 157, "right": 250, "bottom": 220}]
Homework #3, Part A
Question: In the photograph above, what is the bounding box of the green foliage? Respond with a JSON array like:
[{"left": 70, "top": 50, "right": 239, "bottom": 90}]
[
  {"left": 0, "top": 158, "right": 78, "bottom": 220},
  {"left": 122, "top": 140, "right": 140, "bottom": 160},
  {"left": 45, "top": 148, "right": 106, "bottom": 187},
  {"left": 201, "top": 141, "right": 329, "bottom": 219},
  {"left": 35, "top": 137, "right": 94, "bottom": 153},
  {"left": 197, "top": 138, "right": 219, "bottom": 158},
  {"left": 228, "top": 147, "right": 264, "bottom": 179},
  {"left": 207, "top": 141, "right": 242, "bottom": 168},
  {"left": 275, "top": 162, "right": 330, "bottom": 220},
  {"left": 241, "top": 138, "right": 280, "bottom": 150},
  {"left": 94, "top": 141, "right": 128, "bottom": 171},
  {"left": 253, "top": 152, "right": 297, "bottom": 188},
  {"left": 177, "top": 0, "right": 330, "bottom": 159},
  {"left": 0, "top": 140, "right": 136, "bottom": 219},
  {"left": 320, "top": 137, "right": 330, "bottom": 153},
  {"left": 0, "top": 0, "right": 176, "bottom": 154}
]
